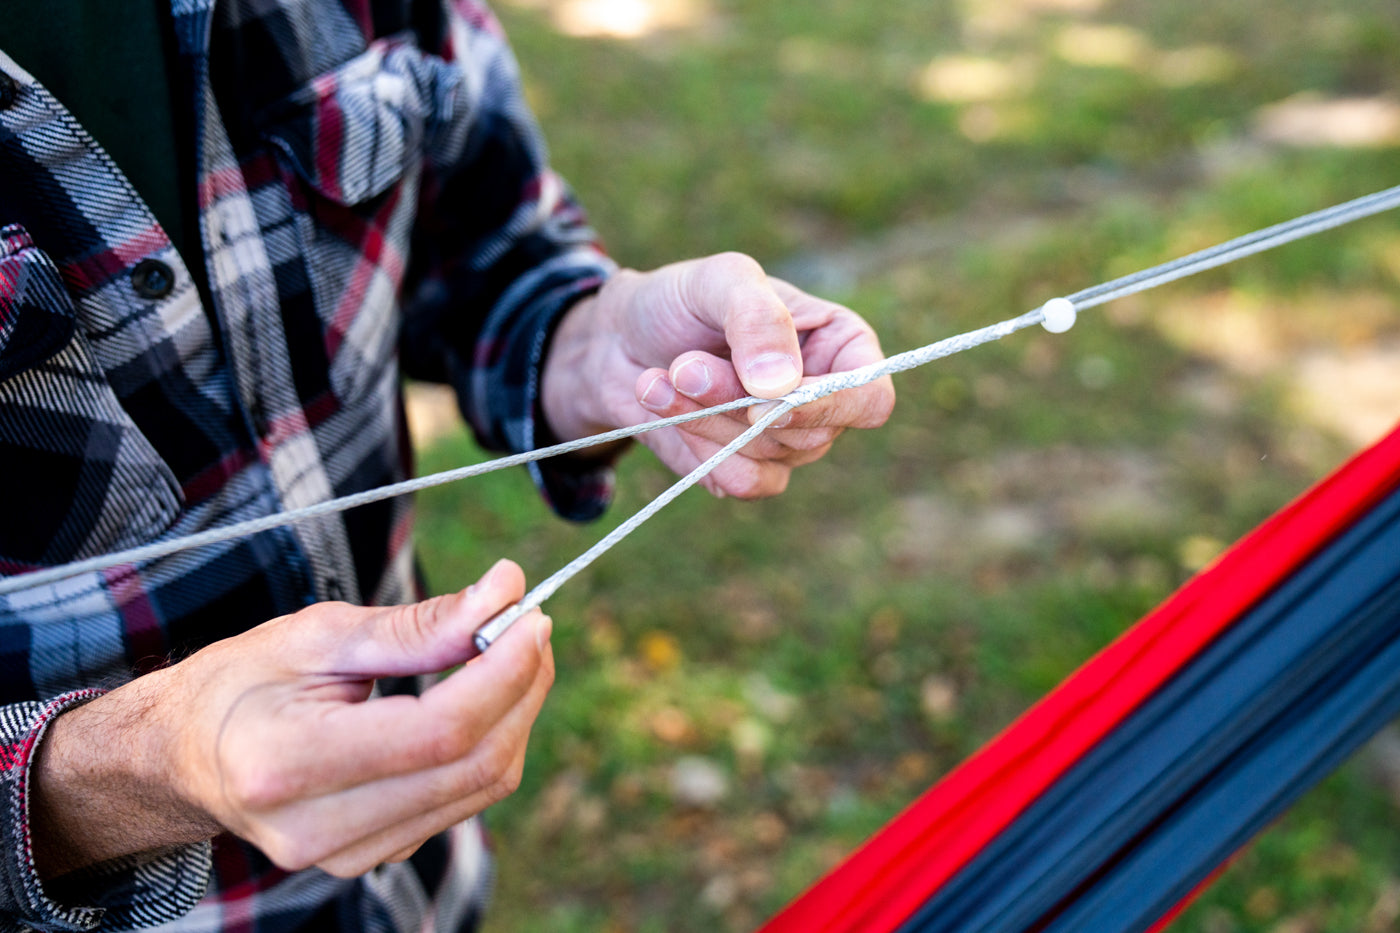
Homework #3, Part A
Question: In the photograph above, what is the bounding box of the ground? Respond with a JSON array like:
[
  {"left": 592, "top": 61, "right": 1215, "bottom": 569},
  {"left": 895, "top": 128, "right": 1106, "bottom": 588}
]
[{"left": 407, "top": 2, "right": 1400, "bottom": 930}]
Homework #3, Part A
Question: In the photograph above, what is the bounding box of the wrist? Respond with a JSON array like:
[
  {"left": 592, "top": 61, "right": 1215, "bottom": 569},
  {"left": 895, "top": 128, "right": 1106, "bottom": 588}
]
[
  {"left": 540, "top": 274, "right": 638, "bottom": 449},
  {"left": 542, "top": 293, "right": 604, "bottom": 443}
]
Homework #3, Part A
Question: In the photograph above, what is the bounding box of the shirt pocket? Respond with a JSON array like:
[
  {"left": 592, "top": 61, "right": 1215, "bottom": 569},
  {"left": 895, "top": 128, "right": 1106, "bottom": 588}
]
[
  {"left": 0, "top": 225, "right": 183, "bottom": 569},
  {"left": 257, "top": 36, "right": 464, "bottom": 408},
  {"left": 261, "top": 36, "right": 464, "bottom": 206},
  {"left": 0, "top": 225, "right": 75, "bottom": 382}
]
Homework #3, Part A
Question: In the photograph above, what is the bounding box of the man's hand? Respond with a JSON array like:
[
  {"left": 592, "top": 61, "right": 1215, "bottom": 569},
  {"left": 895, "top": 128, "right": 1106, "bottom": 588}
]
[
  {"left": 30, "top": 561, "right": 552, "bottom": 879},
  {"left": 542, "top": 252, "right": 896, "bottom": 498}
]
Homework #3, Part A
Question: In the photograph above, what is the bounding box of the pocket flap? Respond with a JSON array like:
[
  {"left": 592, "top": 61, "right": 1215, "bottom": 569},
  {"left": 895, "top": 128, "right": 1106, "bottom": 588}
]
[
  {"left": 0, "top": 224, "right": 76, "bottom": 382},
  {"left": 260, "top": 37, "right": 464, "bottom": 206}
]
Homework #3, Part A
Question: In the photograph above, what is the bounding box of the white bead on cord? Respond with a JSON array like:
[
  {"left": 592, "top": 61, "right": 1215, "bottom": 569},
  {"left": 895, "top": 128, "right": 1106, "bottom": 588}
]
[{"left": 1040, "top": 297, "right": 1077, "bottom": 333}]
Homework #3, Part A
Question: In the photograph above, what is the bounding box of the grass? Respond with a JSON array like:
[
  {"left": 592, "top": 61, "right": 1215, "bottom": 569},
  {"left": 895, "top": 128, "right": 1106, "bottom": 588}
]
[{"left": 409, "top": 1, "right": 1400, "bottom": 930}]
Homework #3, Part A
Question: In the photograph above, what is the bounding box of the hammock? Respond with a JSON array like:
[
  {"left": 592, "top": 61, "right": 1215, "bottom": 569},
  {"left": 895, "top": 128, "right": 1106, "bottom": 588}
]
[{"left": 759, "top": 423, "right": 1400, "bottom": 933}]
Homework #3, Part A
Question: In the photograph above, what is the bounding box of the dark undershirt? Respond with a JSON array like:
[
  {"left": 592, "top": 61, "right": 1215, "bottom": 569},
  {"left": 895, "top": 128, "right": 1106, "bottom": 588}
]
[{"left": 6, "top": 0, "right": 204, "bottom": 283}]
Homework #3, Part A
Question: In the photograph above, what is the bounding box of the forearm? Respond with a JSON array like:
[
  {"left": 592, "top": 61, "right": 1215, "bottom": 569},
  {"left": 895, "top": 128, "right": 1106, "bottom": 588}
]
[
  {"left": 0, "top": 689, "right": 213, "bottom": 932},
  {"left": 28, "top": 670, "right": 219, "bottom": 880},
  {"left": 540, "top": 281, "right": 646, "bottom": 446}
]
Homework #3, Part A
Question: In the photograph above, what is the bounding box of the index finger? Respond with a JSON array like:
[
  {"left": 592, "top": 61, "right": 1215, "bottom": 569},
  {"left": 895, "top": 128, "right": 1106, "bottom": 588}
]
[
  {"left": 755, "top": 376, "right": 896, "bottom": 432},
  {"left": 245, "top": 609, "right": 552, "bottom": 799}
]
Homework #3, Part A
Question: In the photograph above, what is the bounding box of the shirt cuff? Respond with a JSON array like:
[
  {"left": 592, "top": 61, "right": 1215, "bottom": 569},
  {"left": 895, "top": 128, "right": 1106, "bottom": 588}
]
[
  {"left": 0, "top": 693, "right": 212, "bottom": 932},
  {"left": 460, "top": 249, "right": 620, "bottom": 523}
]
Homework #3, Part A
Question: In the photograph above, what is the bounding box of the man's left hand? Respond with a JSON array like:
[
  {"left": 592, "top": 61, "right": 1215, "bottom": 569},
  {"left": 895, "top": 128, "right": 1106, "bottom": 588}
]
[{"left": 542, "top": 252, "right": 896, "bottom": 498}]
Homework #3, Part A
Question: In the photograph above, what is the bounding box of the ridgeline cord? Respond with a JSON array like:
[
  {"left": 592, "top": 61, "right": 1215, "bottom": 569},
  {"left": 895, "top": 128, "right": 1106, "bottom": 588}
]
[{"left": 5, "top": 184, "right": 1400, "bottom": 650}]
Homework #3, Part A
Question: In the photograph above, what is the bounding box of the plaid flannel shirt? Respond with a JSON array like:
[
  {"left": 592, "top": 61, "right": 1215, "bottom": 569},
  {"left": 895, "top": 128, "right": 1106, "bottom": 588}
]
[{"left": 0, "top": 0, "right": 616, "bottom": 929}]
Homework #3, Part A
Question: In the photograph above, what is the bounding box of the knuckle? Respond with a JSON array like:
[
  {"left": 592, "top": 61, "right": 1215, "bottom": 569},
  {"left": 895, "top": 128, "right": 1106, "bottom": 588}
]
[
  {"left": 788, "top": 428, "right": 838, "bottom": 452},
  {"left": 504, "top": 653, "right": 540, "bottom": 699},
  {"left": 770, "top": 433, "right": 800, "bottom": 456},
  {"left": 724, "top": 459, "right": 788, "bottom": 500},
  {"left": 389, "top": 600, "right": 436, "bottom": 656},
  {"left": 224, "top": 759, "right": 292, "bottom": 811},
  {"left": 470, "top": 739, "right": 523, "bottom": 803},
  {"left": 740, "top": 299, "right": 794, "bottom": 332},
  {"left": 439, "top": 737, "right": 512, "bottom": 804},
  {"left": 258, "top": 830, "right": 319, "bottom": 873},
  {"left": 720, "top": 458, "right": 764, "bottom": 498},
  {"left": 707, "top": 250, "right": 764, "bottom": 280},
  {"left": 421, "top": 763, "right": 468, "bottom": 804},
  {"left": 424, "top": 716, "right": 470, "bottom": 768},
  {"left": 698, "top": 253, "right": 790, "bottom": 324},
  {"left": 486, "top": 740, "right": 519, "bottom": 787},
  {"left": 766, "top": 471, "right": 792, "bottom": 498},
  {"left": 387, "top": 844, "right": 422, "bottom": 864},
  {"left": 864, "top": 382, "right": 897, "bottom": 427},
  {"left": 299, "top": 602, "right": 337, "bottom": 623},
  {"left": 319, "top": 853, "right": 369, "bottom": 878},
  {"left": 488, "top": 758, "right": 525, "bottom": 802},
  {"left": 879, "top": 392, "right": 897, "bottom": 423},
  {"left": 744, "top": 435, "right": 783, "bottom": 460}
]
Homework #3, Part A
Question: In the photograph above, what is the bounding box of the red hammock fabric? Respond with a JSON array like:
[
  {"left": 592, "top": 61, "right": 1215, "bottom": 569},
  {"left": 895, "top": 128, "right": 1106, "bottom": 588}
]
[{"left": 759, "top": 423, "right": 1400, "bottom": 933}]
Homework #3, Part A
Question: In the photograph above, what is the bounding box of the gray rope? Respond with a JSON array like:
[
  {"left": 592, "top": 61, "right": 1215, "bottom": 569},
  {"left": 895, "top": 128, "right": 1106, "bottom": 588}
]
[
  {"left": 1068, "top": 184, "right": 1400, "bottom": 309},
  {"left": 473, "top": 395, "right": 802, "bottom": 648},
  {"left": 472, "top": 307, "right": 1054, "bottom": 648},
  {"left": 0, "top": 398, "right": 764, "bottom": 596},
  {"left": 5, "top": 183, "right": 1399, "bottom": 619}
]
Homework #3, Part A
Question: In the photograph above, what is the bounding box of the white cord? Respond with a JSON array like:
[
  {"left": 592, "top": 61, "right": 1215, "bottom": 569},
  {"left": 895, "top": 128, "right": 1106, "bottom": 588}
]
[{"left": 5, "top": 183, "right": 1399, "bottom": 624}]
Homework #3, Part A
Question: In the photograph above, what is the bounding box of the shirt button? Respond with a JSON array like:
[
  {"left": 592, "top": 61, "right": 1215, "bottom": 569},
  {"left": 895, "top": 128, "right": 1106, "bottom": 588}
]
[
  {"left": 131, "top": 258, "right": 176, "bottom": 299},
  {"left": 0, "top": 73, "right": 17, "bottom": 110},
  {"left": 325, "top": 578, "right": 345, "bottom": 601}
]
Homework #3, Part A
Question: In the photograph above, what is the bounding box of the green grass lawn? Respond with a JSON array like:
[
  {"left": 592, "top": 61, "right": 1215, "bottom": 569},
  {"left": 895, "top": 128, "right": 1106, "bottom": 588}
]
[{"left": 411, "top": 1, "right": 1400, "bottom": 930}]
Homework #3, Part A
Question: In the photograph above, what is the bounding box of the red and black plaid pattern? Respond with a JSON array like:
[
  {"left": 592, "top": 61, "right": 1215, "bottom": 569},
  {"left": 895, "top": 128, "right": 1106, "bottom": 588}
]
[
  {"left": 0, "top": 225, "right": 76, "bottom": 385},
  {"left": 0, "top": 224, "right": 187, "bottom": 571},
  {"left": 0, "top": 1, "right": 614, "bottom": 929}
]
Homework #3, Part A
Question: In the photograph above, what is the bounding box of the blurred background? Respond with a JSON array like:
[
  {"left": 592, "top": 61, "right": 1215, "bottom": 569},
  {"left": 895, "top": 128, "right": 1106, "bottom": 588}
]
[{"left": 406, "top": 1, "right": 1400, "bottom": 930}]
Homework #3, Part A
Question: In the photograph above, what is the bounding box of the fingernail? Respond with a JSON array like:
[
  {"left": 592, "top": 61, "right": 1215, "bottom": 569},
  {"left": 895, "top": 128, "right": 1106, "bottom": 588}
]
[
  {"left": 745, "top": 353, "right": 800, "bottom": 394},
  {"left": 749, "top": 402, "right": 793, "bottom": 428},
  {"left": 535, "top": 613, "right": 553, "bottom": 654},
  {"left": 673, "top": 359, "right": 711, "bottom": 398},
  {"left": 640, "top": 373, "right": 675, "bottom": 411}
]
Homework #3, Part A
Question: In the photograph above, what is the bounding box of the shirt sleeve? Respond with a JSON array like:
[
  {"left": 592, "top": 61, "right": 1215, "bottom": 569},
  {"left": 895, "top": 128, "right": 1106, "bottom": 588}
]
[
  {"left": 0, "top": 693, "right": 212, "bottom": 932},
  {"left": 399, "top": 0, "right": 620, "bottom": 523}
]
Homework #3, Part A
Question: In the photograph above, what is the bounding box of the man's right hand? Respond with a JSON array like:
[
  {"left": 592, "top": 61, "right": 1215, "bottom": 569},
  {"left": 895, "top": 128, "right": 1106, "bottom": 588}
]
[{"left": 30, "top": 560, "right": 553, "bottom": 880}]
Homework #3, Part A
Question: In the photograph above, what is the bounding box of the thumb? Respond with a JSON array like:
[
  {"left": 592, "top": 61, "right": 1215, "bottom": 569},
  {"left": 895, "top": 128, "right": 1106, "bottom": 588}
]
[
  {"left": 336, "top": 560, "right": 526, "bottom": 676},
  {"left": 684, "top": 253, "right": 803, "bottom": 399}
]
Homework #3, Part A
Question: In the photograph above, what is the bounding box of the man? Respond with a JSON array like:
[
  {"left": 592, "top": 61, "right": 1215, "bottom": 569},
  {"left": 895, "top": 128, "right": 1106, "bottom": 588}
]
[{"left": 0, "top": 1, "right": 894, "bottom": 930}]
